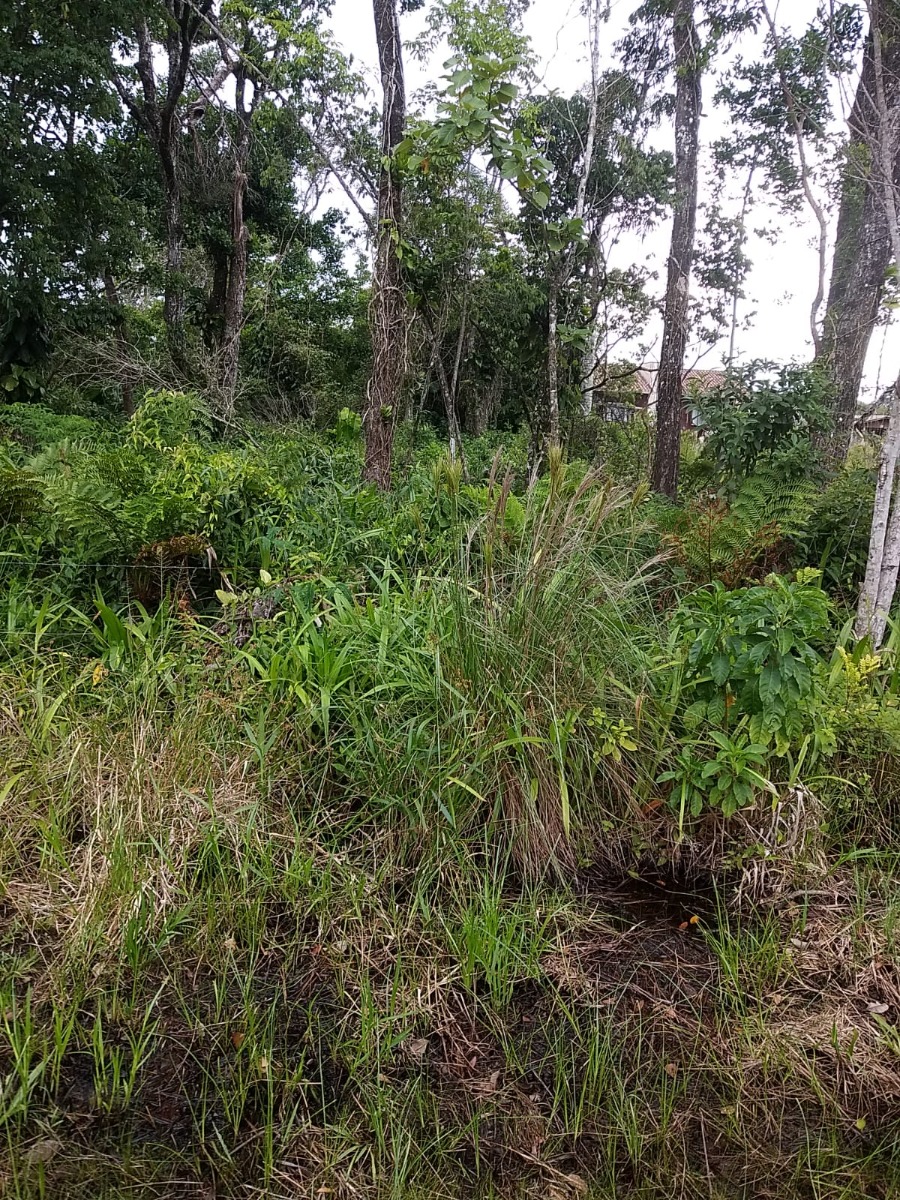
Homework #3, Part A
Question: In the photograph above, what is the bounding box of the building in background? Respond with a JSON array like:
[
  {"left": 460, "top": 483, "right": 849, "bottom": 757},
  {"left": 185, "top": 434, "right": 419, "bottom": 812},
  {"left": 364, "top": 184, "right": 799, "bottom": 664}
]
[{"left": 595, "top": 366, "right": 727, "bottom": 426}]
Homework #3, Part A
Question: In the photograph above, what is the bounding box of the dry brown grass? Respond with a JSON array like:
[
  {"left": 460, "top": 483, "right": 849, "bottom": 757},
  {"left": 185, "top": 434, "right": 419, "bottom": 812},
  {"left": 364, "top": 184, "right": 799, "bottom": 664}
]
[{"left": 1, "top": 668, "right": 900, "bottom": 1199}]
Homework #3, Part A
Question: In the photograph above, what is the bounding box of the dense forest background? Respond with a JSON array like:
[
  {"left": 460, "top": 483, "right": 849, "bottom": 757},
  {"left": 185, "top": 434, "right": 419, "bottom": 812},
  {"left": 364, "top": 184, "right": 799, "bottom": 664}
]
[{"left": 3, "top": 0, "right": 897, "bottom": 468}]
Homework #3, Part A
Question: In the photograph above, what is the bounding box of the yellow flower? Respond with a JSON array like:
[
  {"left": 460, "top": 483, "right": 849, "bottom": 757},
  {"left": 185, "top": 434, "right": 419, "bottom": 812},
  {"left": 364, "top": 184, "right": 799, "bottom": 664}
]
[{"left": 91, "top": 663, "right": 108, "bottom": 686}]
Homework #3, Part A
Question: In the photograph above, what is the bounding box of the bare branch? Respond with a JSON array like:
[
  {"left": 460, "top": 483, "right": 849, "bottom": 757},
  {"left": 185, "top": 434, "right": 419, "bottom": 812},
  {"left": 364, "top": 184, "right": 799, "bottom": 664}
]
[{"left": 759, "top": 1, "right": 830, "bottom": 354}]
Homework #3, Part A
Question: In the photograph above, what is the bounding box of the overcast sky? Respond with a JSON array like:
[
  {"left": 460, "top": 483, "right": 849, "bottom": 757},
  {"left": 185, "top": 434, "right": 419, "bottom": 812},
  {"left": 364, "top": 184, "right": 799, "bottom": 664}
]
[{"left": 328, "top": 0, "right": 899, "bottom": 404}]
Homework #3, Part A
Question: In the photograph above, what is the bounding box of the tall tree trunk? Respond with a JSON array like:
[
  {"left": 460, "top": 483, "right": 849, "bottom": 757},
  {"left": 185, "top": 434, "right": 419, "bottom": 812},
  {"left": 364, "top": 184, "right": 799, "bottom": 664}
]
[
  {"left": 446, "top": 298, "right": 469, "bottom": 465},
  {"left": 219, "top": 167, "right": 248, "bottom": 414},
  {"left": 651, "top": 0, "right": 701, "bottom": 500},
  {"left": 856, "top": 376, "right": 900, "bottom": 643},
  {"left": 160, "top": 145, "right": 187, "bottom": 371},
  {"left": 855, "top": 0, "right": 900, "bottom": 646},
  {"left": 547, "top": 273, "right": 560, "bottom": 448},
  {"left": 364, "top": 0, "right": 407, "bottom": 490},
  {"left": 112, "top": 8, "right": 213, "bottom": 376},
  {"left": 581, "top": 240, "right": 604, "bottom": 415},
  {"left": 205, "top": 247, "right": 229, "bottom": 350},
  {"left": 760, "top": 1, "right": 831, "bottom": 357},
  {"left": 578, "top": 0, "right": 604, "bottom": 416},
  {"left": 435, "top": 352, "right": 465, "bottom": 467},
  {"left": 219, "top": 68, "right": 253, "bottom": 416},
  {"left": 818, "top": 11, "right": 900, "bottom": 458},
  {"left": 103, "top": 268, "right": 135, "bottom": 417}
]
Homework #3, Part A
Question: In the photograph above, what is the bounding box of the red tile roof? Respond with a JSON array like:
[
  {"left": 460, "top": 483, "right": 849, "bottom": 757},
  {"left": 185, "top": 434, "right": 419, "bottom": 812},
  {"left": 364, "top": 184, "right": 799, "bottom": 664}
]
[{"left": 633, "top": 367, "right": 728, "bottom": 395}]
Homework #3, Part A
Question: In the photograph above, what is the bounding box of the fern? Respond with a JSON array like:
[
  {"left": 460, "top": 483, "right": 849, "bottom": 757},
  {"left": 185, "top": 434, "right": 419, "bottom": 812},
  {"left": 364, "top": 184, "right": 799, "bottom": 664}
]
[
  {"left": 0, "top": 465, "right": 44, "bottom": 526},
  {"left": 730, "top": 471, "right": 816, "bottom": 540},
  {"left": 666, "top": 472, "right": 815, "bottom": 587}
]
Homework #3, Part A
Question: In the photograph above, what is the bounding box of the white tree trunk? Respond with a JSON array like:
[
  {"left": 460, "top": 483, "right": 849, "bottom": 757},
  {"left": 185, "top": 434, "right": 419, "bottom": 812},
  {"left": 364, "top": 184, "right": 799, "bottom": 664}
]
[
  {"left": 854, "top": 3, "right": 900, "bottom": 645},
  {"left": 856, "top": 378, "right": 900, "bottom": 643},
  {"left": 577, "top": 0, "right": 603, "bottom": 416},
  {"left": 548, "top": 275, "right": 560, "bottom": 447},
  {"left": 581, "top": 286, "right": 602, "bottom": 415}
]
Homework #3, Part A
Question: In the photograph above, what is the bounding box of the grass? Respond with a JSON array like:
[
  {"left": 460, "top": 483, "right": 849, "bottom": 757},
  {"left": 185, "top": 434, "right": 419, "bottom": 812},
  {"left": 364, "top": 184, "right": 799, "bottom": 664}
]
[
  {"left": 1, "top": 431, "right": 900, "bottom": 1197},
  {"left": 2, "top": 653, "right": 899, "bottom": 1199}
]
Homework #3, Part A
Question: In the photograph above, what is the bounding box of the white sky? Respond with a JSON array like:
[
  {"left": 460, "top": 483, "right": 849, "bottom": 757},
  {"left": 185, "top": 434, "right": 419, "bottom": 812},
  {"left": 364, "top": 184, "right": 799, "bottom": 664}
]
[{"left": 328, "top": 0, "right": 899, "bottom": 404}]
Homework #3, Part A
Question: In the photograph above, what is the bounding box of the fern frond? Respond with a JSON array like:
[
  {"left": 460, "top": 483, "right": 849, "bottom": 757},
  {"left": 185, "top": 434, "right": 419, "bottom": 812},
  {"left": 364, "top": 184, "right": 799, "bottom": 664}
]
[
  {"left": 0, "top": 466, "right": 44, "bottom": 526},
  {"left": 731, "top": 471, "right": 816, "bottom": 540}
]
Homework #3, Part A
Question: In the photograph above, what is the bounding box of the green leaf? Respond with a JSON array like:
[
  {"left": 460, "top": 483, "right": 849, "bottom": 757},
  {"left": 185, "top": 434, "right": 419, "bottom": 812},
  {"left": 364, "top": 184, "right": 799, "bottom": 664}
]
[
  {"left": 706, "top": 693, "right": 727, "bottom": 727},
  {"left": 684, "top": 700, "right": 708, "bottom": 729},
  {"left": 759, "top": 663, "right": 781, "bottom": 706},
  {"left": 710, "top": 652, "right": 730, "bottom": 686}
]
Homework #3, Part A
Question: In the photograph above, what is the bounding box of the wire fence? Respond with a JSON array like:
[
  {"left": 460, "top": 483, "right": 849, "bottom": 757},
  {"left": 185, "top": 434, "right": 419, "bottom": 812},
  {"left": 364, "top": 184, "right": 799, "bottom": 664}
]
[{"left": 0, "top": 553, "right": 225, "bottom": 606}]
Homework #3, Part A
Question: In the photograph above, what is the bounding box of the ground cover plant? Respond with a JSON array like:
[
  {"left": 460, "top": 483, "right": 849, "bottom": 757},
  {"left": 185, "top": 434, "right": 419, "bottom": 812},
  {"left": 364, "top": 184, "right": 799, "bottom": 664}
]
[{"left": 1, "top": 396, "right": 900, "bottom": 1200}]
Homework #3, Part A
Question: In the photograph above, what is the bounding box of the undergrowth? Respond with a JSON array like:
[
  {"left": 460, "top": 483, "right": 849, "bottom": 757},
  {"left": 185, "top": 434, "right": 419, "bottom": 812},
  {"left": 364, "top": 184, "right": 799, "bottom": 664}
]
[{"left": 0, "top": 401, "right": 898, "bottom": 1199}]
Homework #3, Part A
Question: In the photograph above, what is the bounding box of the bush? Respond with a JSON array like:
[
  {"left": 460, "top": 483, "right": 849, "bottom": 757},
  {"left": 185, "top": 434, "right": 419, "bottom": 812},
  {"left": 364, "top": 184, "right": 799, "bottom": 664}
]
[
  {"left": 694, "top": 361, "right": 832, "bottom": 488},
  {"left": 659, "top": 570, "right": 836, "bottom": 822},
  {"left": 797, "top": 463, "right": 875, "bottom": 599},
  {"left": 563, "top": 413, "right": 651, "bottom": 484},
  {"left": 0, "top": 402, "right": 101, "bottom": 457},
  {"left": 658, "top": 472, "right": 816, "bottom": 587}
]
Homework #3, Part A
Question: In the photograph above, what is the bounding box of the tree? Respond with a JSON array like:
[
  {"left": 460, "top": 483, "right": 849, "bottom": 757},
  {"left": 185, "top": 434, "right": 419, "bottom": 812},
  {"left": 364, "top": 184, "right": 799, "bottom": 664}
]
[
  {"left": 516, "top": 73, "right": 669, "bottom": 462},
  {"left": 196, "top": 1, "right": 344, "bottom": 415},
  {"left": 820, "top": 4, "right": 900, "bottom": 456},
  {"left": 401, "top": 42, "right": 552, "bottom": 465},
  {"left": 651, "top": 0, "right": 702, "bottom": 500},
  {"left": 110, "top": 2, "right": 217, "bottom": 372},
  {"left": 0, "top": 0, "right": 139, "bottom": 403},
  {"left": 364, "top": 0, "right": 407, "bottom": 489},
  {"left": 716, "top": 2, "right": 866, "bottom": 448},
  {"left": 854, "top": 0, "right": 900, "bottom": 646}
]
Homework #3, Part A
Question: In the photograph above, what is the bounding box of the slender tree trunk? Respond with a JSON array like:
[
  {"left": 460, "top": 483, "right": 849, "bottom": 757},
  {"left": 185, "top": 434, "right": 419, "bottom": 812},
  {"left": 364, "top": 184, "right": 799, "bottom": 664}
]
[
  {"left": 113, "top": 9, "right": 213, "bottom": 377},
  {"left": 855, "top": 1, "right": 900, "bottom": 646},
  {"left": 219, "top": 168, "right": 248, "bottom": 414},
  {"left": 856, "top": 376, "right": 900, "bottom": 643},
  {"left": 435, "top": 352, "right": 465, "bottom": 467},
  {"left": 651, "top": 0, "right": 701, "bottom": 500},
  {"left": 160, "top": 144, "right": 187, "bottom": 372},
  {"left": 578, "top": 0, "right": 604, "bottom": 416},
  {"left": 219, "top": 70, "right": 253, "bottom": 416},
  {"left": 818, "top": 11, "right": 900, "bottom": 458},
  {"left": 364, "top": 0, "right": 407, "bottom": 490},
  {"left": 759, "top": 1, "right": 830, "bottom": 357},
  {"left": 447, "top": 299, "right": 469, "bottom": 465},
  {"left": 581, "top": 240, "right": 604, "bottom": 415},
  {"left": 103, "top": 268, "right": 135, "bottom": 417},
  {"left": 547, "top": 273, "right": 560, "bottom": 448},
  {"left": 727, "top": 162, "right": 755, "bottom": 368}
]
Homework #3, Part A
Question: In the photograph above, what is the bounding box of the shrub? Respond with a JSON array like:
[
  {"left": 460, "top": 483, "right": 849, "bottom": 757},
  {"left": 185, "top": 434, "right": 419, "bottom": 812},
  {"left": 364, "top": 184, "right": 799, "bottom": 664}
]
[
  {"left": 694, "top": 361, "right": 832, "bottom": 488},
  {"left": 0, "top": 403, "right": 100, "bottom": 457},
  {"left": 660, "top": 472, "right": 816, "bottom": 586},
  {"left": 671, "top": 570, "right": 832, "bottom": 755},
  {"left": 797, "top": 463, "right": 875, "bottom": 599},
  {"left": 563, "top": 413, "right": 651, "bottom": 484}
]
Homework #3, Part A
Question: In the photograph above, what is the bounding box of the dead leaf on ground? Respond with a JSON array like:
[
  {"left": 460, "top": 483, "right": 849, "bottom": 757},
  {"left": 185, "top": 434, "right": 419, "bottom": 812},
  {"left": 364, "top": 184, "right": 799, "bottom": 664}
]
[
  {"left": 468, "top": 1070, "right": 500, "bottom": 1097},
  {"left": 23, "top": 1138, "right": 60, "bottom": 1165},
  {"left": 408, "top": 1037, "right": 429, "bottom": 1059},
  {"left": 867, "top": 1001, "right": 890, "bottom": 1015}
]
